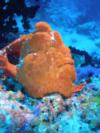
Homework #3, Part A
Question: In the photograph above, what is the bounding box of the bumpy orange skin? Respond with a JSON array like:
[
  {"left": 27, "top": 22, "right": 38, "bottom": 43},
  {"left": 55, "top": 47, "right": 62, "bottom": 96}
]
[{"left": 16, "top": 22, "right": 77, "bottom": 98}]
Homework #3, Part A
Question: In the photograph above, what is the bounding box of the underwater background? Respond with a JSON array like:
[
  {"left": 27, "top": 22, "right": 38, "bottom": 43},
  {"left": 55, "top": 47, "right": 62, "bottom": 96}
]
[{"left": 0, "top": 0, "right": 100, "bottom": 133}]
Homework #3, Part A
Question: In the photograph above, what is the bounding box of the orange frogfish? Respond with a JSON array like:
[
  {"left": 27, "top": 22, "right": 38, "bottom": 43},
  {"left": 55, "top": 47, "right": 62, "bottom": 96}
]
[{"left": 0, "top": 21, "right": 85, "bottom": 98}]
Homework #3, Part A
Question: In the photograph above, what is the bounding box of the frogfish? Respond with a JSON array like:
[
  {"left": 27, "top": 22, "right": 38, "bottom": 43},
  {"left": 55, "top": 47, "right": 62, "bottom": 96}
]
[{"left": 0, "top": 21, "right": 85, "bottom": 98}]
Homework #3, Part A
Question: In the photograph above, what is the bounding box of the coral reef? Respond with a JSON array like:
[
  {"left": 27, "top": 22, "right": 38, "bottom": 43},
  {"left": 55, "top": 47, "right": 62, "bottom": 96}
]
[
  {"left": 0, "top": 1, "right": 99, "bottom": 132},
  {"left": 0, "top": 34, "right": 99, "bottom": 132},
  {"left": 0, "top": 71, "right": 99, "bottom": 132},
  {"left": 0, "top": 90, "right": 34, "bottom": 133}
]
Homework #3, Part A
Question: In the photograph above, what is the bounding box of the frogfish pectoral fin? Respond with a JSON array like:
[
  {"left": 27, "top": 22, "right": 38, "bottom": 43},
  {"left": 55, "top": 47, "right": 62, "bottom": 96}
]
[{"left": 73, "top": 83, "right": 86, "bottom": 93}]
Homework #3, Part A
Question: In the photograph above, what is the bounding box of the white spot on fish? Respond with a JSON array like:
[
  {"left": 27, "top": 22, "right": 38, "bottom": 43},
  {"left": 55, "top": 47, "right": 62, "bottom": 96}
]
[
  {"left": 50, "top": 32, "right": 55, "bottom": 41},
  {"left": 33, "top": 53, "right": 37, "bottom": 56}
]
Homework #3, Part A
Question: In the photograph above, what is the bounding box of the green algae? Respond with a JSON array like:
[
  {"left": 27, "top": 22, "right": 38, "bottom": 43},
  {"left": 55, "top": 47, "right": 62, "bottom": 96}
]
[{"left": 93, "top": 97, "right": 100, "bottom": 105}]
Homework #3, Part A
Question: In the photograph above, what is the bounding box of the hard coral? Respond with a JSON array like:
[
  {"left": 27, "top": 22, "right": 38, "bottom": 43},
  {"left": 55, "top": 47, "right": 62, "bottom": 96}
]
[{"left": 16, "top": 21, "right": 77, "bottom": 98}]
